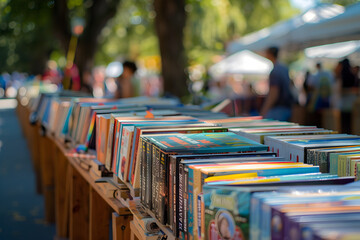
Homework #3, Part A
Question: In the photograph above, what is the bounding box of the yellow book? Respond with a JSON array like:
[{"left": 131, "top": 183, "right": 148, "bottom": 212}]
[
  {"left": 200, "top": 163, "right": 309, "bottom": 175},
  {"left": 349, "top": 156, "right": 360, "bottom": 176},
  {"left": 341, "top": 154, "right": 360, "bottom": 176},
  {"left": 338, "top": 155, "right": 346, "bottom": 176},
  {"left": 229, "top": 178, "right": 281, "bottom": 185},
  {"left": 205, "top": 172, "right": 258, "bottom": 183}
]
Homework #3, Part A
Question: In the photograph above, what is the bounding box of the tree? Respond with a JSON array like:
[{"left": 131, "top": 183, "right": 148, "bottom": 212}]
[
  {"left": 0, "top": 1, "right": 56, "bottom": 74},
  {"left": 53, "top": 0, "right": 121, "bottom": 81},
  {"left": 154, "top": 0, "right": 188, "bottom": 98},
  {"left": 0, "top": 0, "right": 121, "bottom": 82}
]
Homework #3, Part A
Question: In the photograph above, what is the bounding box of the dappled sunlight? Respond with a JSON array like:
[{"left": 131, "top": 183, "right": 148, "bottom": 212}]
[{"left": 0, "top": 99, "right": 17, "bottom": 110}]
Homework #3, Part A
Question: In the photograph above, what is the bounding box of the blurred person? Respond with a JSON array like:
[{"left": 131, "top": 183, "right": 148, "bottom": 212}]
[
  {"left": 308, "top": 62, "right": 334, "bottom": 111},
  {"left": 207, "top": 77, "right": 234, "bottom": 100},
  {"left": 260, "top": 46, "right": 293, "bottom": 121},
  {"left": 339, "top": 58, "right": 356, "bottom": 89},
  {"left": 80, "top": 70, "right": 93, "bottom": 94},
  {"left": 63, "top": 64, "right": 81, "bottom": 91},
  {"left": 353, "top": 65, "right": 360, "bottom": 87},
  {"left": 42, "top": 60, "right": 61, "bottom": 85},
  {"left": 92, "top": 67, "right": 106, "bottom": 98},
  {"left": 114, "top": 61, "right": 138, "bottom": 99},
  {"left": 302, "top": 70, "right": 313, "bottom": 105}
]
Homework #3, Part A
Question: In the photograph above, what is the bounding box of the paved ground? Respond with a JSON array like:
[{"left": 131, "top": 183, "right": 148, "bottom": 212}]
[{"left": 0, "top": 100, "right": 55, "bottom": 240}]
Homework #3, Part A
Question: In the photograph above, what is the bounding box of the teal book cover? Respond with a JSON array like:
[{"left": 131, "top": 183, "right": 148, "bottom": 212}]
[
  {"left": 147, "top": 132, "right": 268, "bottom": 153},
  {"left": 62, "top": 103, "right": 74, "bottom": 135}
]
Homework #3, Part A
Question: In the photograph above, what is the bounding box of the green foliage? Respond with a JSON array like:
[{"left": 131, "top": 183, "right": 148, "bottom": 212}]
[
  {"left": 0, "top": 0, "right": 58, "bottom": 74},
  {"left": 95, "top": 0, "right": 159, "bottom": 65},
  {"left": 0, "top": 0, "right": 301, "bottom": 75},
  {"left": 182, "top": 0, "right": 299, "bottom": 66},
  {"left": 95, "top": 0, "right": 299, "bottom": 68}
]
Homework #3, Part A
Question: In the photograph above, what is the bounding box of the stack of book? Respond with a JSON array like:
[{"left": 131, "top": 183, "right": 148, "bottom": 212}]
[
  {"left": 253, "top": 184, "right": 360, "bottom": 240},
  {"left": 202, "top": 179, "right": 356, "bottom": 240},
  {"left": 19, "top": 86, "right": 360, "bottom": 240}
]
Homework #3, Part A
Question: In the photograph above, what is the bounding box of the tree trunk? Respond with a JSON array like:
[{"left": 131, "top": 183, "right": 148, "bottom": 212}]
[
  {"left": 154, "top": 0, "right": 188, "bottom": 99},
  {"left": 53, "top": 0, "right": 120, "bottom": 88}
]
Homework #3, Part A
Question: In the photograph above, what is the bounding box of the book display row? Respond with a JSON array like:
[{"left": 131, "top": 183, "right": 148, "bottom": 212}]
[{"left": 19, "top": 85, "right": 360, "bottom": 240}]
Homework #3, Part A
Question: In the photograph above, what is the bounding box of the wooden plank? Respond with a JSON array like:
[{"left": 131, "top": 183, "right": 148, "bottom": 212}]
[
  {"left": 112, "top": 212, "right": 132, "bottom": 240},
  {"left": 67, "top": 156, "right": 130, "bottom": 215},
  {"left": 39, "top": 134, "right": 55, "bottom": 223},
  {"left": 69, "top": 166, "right": 90, "bottom": 240},
  {"left": 130, "top": 221, "right": 140, "bottom": 240},
  {"left": 55, "top": 148, "right": 70, "bottom": 238},
  {"left": 89, "top": 186, "right": 111, "bottom": 240}
]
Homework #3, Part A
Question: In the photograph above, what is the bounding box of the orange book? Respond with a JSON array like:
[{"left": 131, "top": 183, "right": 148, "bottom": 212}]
[{"left": 96, "top": 114, "right": 111, "bottom": 164}]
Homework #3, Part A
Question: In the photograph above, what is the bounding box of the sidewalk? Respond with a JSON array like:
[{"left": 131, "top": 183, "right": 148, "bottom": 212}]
[{"left": 0, "top": 100, "right": 55, "bottom": 240}]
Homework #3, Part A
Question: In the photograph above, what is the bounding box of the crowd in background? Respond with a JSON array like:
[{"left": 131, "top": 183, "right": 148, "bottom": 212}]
[
  {"left": 1, "top": 55, "right": 359, "bottom": 122},
  {"left": 303, "top": 58, "right": 360, "bottom": 112}
]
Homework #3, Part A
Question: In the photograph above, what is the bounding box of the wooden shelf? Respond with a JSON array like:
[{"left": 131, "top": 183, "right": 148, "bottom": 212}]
[
  {"left": 112, "top": 175, "right": 140, "bottom": 199},
  {"left": 18, "top": 103, "right": 164, "bottom": 240},
  {"left": 143, "top": 206, "right": 176, "bottom": 240},
  {"left": 67, "top": 154, "right": 130, "bottom": 215}
]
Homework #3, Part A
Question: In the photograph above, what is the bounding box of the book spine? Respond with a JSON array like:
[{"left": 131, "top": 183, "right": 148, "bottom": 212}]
[
  {"left": 155, "top": 147, "right": 161, "bottom": 217},
  {"left": 197, "top": 193, "right": 204, "bottom": 240},
  {"left": 173, "top": 157, "right": 179, "bottom": 237},
  {"left": 140, "top": 138, "right": 146, "bottom": 205},
  {"left": 115, "top": 126, "right": 123, "bottom": 178},
  {"left": 111, "top": 122, "right": 120, "bottom": 173},
  {"left": 178, "top": 163, "right": 184, "bottom": 237},
  {"left": 193, "top": 168, "right": 202, "bottom": 239},
  {"left": 151, "top": 145, "right": 157, "bottom": 212},
  {"left": 158, "top": 151, "right": 167, "bottom": 224},
  {"left": 166, "top": 153, "right": 170, "bottom": 227},
  {"left": 320, "top": 152, "right": 327, "bottom": 173},
  {"left": 95, "top": 116, "right": 101, "bottom": 161},
  {"left": 305, "top": 149, "right": 312, "bottom": 164},
  {"left": 169, "top": 155, "right": 174, "bottom": 231},
  {"left": 183, "top": 166, "right": 188, "bottom": 240},
  {"left": 188, "top": 167, "right": 194, "bottom": 240},
  {"left": 129, "top": 129, "right": 138, "bottom": 183},
  {"left": 104, "top": 117, "right": 115, "bottom": 170},
  {"left": 145, "top": 140, "right": 152, "bottom": 209}
]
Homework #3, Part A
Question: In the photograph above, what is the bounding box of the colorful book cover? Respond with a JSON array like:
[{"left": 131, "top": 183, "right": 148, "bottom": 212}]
[
  {"left": 147, "top": 132, "right": 268, "bottom": 154},
  {"left": 117, "top": 126, "right": 134, "bottom": 181},
  {"left": 203, "top": 186, "right": 276, "bottom": 240}
]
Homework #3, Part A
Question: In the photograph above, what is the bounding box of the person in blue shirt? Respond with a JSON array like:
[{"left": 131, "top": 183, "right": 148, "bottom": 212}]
[{"left": 260, "top": 46, "right": 293, "bottom": 121}]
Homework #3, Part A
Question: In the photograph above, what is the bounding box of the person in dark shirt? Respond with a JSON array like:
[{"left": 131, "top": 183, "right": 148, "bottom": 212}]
[
  {"left": 114, "top": 61, "right": 138, "bottom": 99},
  {"left": 339, "top": 58, "right": 356, "bottom": 89},
  {"left": 260, "top": 46, "right": 293, "bottom": 121}
]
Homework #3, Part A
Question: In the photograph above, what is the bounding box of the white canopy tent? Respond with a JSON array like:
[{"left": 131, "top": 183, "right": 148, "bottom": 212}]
[
  {"left": 209, "top": 50, "right": 273, "bottom": 79},
  {"left": 305, "top": 40, "right": 360, "bottom": 59},
  {"left": 291, "top": 2, "right": 360, "bottom": 49},
  {"left": 227, "top": 3, "right": 360, "bottom": 54}
]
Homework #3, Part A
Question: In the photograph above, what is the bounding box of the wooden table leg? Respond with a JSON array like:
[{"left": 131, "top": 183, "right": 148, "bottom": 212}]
[
  {"left": 69, "top": 166, "right": 90, "bottom": 240},
  {"left": 89, "top": 186, "right": 111, "bottom": 240},
  {"left": 39, "top": 134, "right": 55, "bottom": 223},
  {"left": 130, "top": 221, "right": 140, "bottom": 240},
  {"left": 55, "top": 149, "right": 70, "bottom": 238},
  {"left": 112, "top": 212, "right": 132, "bottom": 240}
]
